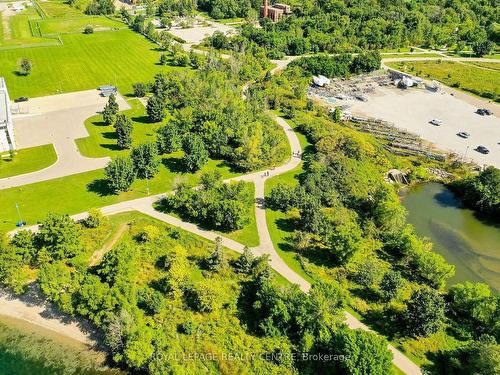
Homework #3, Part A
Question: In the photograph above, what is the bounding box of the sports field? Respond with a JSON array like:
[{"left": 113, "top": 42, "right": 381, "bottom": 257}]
[{"left": 0, "top": 29, "right": 183, "bottom": 98}]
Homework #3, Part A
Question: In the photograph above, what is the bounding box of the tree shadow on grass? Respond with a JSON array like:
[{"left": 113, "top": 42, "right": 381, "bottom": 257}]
[
  {"left": 100, "top": 143, "right": 121, "bottom": 151},
  {"left": 131, "top": 115, "right": 153, "bottom": 124},
  {"left": 101, "top": 131, "right": 117, "bottom": 140},
  {"left": 87, "top": 178, "right": 115, "bottom": 197},
  {"left": 162, "top": 156, "right": 186, "bottom": 174},
  {"left": 91, "top": 120, "right": 107, "bottom": 127}
]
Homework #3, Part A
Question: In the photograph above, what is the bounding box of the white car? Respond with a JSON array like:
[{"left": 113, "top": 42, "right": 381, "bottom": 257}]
[{"left": 430, "top": 119, "right": 443, "bottom": 126}]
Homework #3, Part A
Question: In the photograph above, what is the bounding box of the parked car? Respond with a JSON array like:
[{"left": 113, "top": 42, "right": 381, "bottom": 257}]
[
  {"left": 14, "top": 96, "right": 28, "bottom": 103},
  {"left": 476, "top": 108, "right": 493, "bottom": 116},
  {"left": 430, "top": 119, "right": 443, "bottom": 126},
  {"left": 457, "top": 132, "right": 470, "bottom": 138},
  {"left": 476, "top": 145, "right": 490, "bottom": 154}
]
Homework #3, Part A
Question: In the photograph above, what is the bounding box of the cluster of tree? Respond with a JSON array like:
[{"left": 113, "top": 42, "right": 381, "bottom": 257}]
[
  {"left": 148, "top": 66, "right": 288, "bottom": 171},
  {"left": 104, "top": 142, "right": 159, "bottom": 192},
  {"left": 0, "top": 211, "right": 106, "bottom": 292},
  {"left": 232, "top": 0, "right": 497, "bottom": 55},
  {"left": 85, "top": 0, "right": 115, "bottom": 15},
  {"left": 161, "top": 171, "right": 253, "bottom": 231},
  {"left": 289, "top": 52, "right": 382, "bottom": 78},
  {"left": 101, "top": 94, "right": 134, "bottom": 150},
  {"left": 198, "top": 0, "right": 253, "bottom": 19},
  {"left": 240, "top": 264, "right": 393, "bottom": 374},
  {"left": 14, "top": 216, "right": 296, "bottom": 373},
  {"left": 450, "top": 166, "right": 500, "bottom": 217}
]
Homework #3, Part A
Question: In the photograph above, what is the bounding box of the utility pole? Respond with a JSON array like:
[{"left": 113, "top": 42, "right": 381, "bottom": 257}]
[
  {"left": 463, "top": 145, "right": 470, "bottom": 162},
  {"left": 15, "top": 203, "right": 24, "bottom": 227}
]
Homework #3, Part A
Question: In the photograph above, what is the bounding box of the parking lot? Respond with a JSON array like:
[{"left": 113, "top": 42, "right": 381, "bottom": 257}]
[
  {"left": 0, "top": 90, "right": 129, "bottom": 189},
  {"left": 347, "top": 86, "right": 500, "bottom": 168}
]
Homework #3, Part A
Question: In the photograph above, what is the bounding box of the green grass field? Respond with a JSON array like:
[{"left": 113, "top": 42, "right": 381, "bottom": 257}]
[
  {"left": 37, "top": 16, "right": 125, "bottom": 35},
  {"left": 76, "top": 99, "right": 165, "bottom": 158},
  {"left": 0, "top": 144, "right": 57, "bottom": 178},
  {"left": 0, "top": 6, "right": 54, "bottom": 47},
  {"left": 381, "top": 53, "right": 444, "bottom": 58},
  {"left": 0, "top": 29, "right": 183, "bottom": 98},
  {"left": 0, "top": 155, "right": 241, "bottom": 233},
  {"left": 466, "top": 61, "right": 500, "bottom": 72},
  {"left": 37, "top": 0, "right": 85, "bottom": 18},
  {"left": 386, "top": 60, "right": 500, "bottom": 101}
]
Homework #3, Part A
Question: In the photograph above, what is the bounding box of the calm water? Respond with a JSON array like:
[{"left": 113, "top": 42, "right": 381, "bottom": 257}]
[
  {"left": 402, "top": 183, "right": 500, "bottom": 292},
  {"left": 0, "top": 316, "right": 124, "bottom": 375}
]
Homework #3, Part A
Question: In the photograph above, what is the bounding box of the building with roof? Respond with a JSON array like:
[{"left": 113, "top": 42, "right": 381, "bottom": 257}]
[
  {"left": 260, "top": 0, "right": 292, "bottom": 22},
  {"left": 0, "top": 78, "right": 16, "bottom": 152}
]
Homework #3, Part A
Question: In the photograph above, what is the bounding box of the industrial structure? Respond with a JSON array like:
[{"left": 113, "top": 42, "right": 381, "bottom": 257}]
[
  {"left": 0, "top": 77, "right": 16, "bottom": 152},
  {"left": 260, "top": 0, "right": 292, "bottom": 22}
]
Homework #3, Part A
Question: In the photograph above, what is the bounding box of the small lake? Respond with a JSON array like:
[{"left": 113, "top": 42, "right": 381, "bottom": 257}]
[{"left": 401, "top": 182, "right": 500, "bottom": 292}]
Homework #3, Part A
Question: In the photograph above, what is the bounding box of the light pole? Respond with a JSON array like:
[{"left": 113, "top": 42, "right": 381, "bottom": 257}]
[
  {"left": 15, "top": 203, "right": 24, "bottom": 227},
  {"left": 463, "top": 145, "right": 470, "bottom": 162},
  {"left": 145, "top": 170, "right": 150, "bottom": 196}
]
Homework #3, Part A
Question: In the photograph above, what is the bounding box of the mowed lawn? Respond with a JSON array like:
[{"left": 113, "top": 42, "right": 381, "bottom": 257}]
[
  {"left": 75, "top": 99, "right": 165, "bottom": 158},
  {"left": 37, "top": 16, "right": 125, "bottom": 35},
  {"left": 0, "top": 156, "right": 241, "bottom": 233},
  {"left": 386, "top": 60, "right": 500, "bottom": 101},
  {"left": 0, "top": 29, "right": 182, "bottom": 98},
  {"left": 0, "top": 144, "right": 57, "bottom": 178}
]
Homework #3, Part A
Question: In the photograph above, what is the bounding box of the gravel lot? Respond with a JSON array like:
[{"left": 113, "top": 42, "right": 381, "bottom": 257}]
[{"left": 347, "top": 86, "right": 500, "bottom": 168}]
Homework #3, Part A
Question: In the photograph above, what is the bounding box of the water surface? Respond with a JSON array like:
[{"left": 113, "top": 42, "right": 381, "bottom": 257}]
[
  {"left": 0, "top": 316, "right": 124, "bottom": 375},
  {"left": 402, "top": 183, "right": 500, "bottom": 292}
]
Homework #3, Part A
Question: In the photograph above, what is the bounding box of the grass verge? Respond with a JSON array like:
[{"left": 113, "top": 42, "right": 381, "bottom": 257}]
[{"left": 0, "top": 144, "right": 57, "bottom": 179}]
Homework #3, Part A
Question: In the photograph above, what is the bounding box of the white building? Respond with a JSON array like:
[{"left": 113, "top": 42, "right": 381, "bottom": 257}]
[{"left": 0, "top": 77, "right": 16, "bottom": 152}]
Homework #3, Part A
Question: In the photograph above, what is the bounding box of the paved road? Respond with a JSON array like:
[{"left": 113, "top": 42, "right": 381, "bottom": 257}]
[{"left": 0, "top": 91, "right": 129, "bottom": 190}]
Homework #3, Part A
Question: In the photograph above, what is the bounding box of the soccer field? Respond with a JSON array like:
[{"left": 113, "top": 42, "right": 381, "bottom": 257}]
[{"left": 0, "top": 29, "right": 183, "bottom": 98}]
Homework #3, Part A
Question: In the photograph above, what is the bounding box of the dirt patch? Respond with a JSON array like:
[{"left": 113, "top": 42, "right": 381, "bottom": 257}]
[{"left": 89, "top": 222, "right": 129, "bottom": 266}]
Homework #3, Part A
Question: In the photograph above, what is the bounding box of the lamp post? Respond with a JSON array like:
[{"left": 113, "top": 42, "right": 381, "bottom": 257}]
[
  {"left": 463, "top": 145, "right": 470, "bottom": 162},
  {"left": 15, "top": 203, "right": 24, "bottom": 227},
  {"left": 145, "top": 170, "right": 150, "bottom": 196}
]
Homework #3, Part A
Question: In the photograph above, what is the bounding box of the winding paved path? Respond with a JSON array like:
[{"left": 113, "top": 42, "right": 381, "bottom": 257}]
[
  {"left": 1, "top": 49, "right": 450, "bottom": 374},
  {"left": 9, "top": 112, "right": 421, "bottom": 375}
]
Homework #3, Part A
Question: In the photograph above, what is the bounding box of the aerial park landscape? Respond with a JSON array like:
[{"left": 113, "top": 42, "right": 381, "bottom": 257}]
[{"left": 0, "top": 0, "right": 499, "bottom": 374}]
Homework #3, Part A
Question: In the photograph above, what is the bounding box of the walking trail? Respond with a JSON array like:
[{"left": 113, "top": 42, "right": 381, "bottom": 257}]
[
  {"left": 7, "top": 112, "right": 421, "bottom": 374},
  {"left": 0, "top": 50, "right": 444, "bottom": 375}
]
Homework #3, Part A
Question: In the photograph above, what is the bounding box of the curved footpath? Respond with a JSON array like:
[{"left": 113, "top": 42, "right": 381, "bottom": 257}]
[{"left": 7, "top": 113, "right": 421, "bottom": 374}]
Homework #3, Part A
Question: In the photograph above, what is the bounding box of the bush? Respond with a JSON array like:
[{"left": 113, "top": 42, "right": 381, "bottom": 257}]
[
  {"left": 83, "top": 25, "right": 94, "bottom": 34},
  {"left": 84, "top": 208, "right": 105, "bottom": 228},
  {"left": 132, "top": 82, "right": 147, "bottom": 97}
]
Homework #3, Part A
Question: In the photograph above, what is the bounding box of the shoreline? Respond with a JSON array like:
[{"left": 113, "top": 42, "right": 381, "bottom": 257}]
[{"left": 0, "top": 287, "right": 97, "bottom": 346}]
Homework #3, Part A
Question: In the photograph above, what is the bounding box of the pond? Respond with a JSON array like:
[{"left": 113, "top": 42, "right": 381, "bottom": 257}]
[{"left": 401, "top": 182, "right": 500, "bottom": 292}]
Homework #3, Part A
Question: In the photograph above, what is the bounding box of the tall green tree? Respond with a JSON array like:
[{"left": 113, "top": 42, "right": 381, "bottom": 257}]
[
  {"left": 105, "top": 156, "right": 136, "bottom": 192},
  {"left": 35, "top": 213, "right": 84, "bottom": 260},
  {"left": 114, "top": 114, "right": 133, "bottom": 149},
  {"left": 146, "top": 95, "right": 166, "bottom": 122},
  {"left": 131, "top": 143, "right": 160, "bottom": 179},
  {"left": 103, "top": 94, "right": 119, "bottom": 125},
  {"left": 405, "top": 287, "right": 446, "bottom": 336},
  {"left": 182, "top": 135, "right": 209, "bottom": 172}
]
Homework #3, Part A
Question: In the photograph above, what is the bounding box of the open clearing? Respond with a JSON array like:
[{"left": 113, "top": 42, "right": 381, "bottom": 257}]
[
  {"left": 347, "top": 86, "right": 500, "bottom": 168},
  {"left": 386, "top": 60, "right": 499, "bottom": 102},
  {"left": 0, "top": 29, "right": 185, "bottom": 98}
]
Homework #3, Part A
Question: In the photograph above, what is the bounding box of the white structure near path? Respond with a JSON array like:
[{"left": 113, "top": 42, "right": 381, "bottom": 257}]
[{"left": 0, "top": 77, "right": 16, "bottom": 152}]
